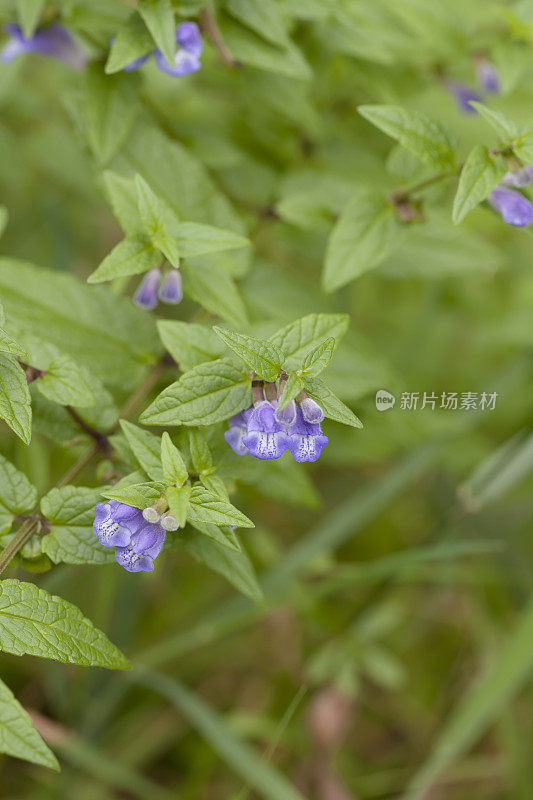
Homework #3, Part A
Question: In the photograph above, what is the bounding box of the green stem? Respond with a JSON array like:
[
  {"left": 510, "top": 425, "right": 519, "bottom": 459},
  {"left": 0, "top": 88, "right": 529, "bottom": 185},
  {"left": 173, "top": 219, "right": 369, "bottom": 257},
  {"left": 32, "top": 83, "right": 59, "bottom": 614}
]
[{"left": 392, "top": 171, "right": 452, "bottom": 202}]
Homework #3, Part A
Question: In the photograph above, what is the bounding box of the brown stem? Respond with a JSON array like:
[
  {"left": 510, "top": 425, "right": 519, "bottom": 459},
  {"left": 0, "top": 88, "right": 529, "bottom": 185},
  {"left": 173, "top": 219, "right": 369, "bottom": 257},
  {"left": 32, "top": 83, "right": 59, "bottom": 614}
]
[
  {"left": 65, "top": 406, "right": 111, "bottom": 454},
  {"left": 0, "top": 516, "right": 40, "bottom": 575},
  {"left": 199, "top": 8, "right": 240, "bottom": 68}
]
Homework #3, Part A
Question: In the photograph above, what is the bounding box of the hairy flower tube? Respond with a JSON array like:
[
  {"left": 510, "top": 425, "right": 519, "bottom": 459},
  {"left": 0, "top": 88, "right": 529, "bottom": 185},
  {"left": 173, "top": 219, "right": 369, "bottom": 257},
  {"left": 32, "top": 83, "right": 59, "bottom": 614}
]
[
  {"left": 123, "top": 21, "right": 202, "bottom": 77},
  {"left": 94, "top": 500, "right": 166, "bottom": 572},
  {"left": 1, "top": 23, "right": 86, "bottom": 67},
  {"left": 488, "top": 186, "right": 533, "bottom": 227},
  {"left": 501, "top": 166, "right": 533, "bottom": 189}
]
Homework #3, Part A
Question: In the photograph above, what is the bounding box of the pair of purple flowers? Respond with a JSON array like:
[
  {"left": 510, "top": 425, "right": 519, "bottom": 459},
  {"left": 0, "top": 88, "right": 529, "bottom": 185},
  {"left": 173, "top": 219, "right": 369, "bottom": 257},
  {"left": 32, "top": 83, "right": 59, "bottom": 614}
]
[
  {"left": 488, "top": 167, "right": 533, "bottom": 228},
  {"left": 225, "top": 396, "right": 329, "bottom": 463},
  {"left": 134, "top": 267, "right": 182, "bottom": 310},
  {"left": 94, "top": 500, "right": 173, "bottom": 572},
  {"left": 1, "top": 20, "right": 202, "bottom": 78}
]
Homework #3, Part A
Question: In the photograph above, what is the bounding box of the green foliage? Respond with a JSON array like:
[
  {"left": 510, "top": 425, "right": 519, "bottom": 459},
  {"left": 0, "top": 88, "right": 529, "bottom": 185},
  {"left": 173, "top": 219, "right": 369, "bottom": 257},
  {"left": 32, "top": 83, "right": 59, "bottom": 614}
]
[
  {"left": 0, "top": 579, "right": 129, "bottom": 668},
  {"left": 1, "top": 0, "right": 533, "bottom": 792}
]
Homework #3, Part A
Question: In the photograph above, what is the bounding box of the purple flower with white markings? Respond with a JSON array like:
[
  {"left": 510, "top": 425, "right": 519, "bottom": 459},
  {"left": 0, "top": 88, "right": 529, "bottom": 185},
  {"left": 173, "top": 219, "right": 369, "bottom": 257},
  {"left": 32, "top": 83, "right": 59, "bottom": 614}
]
[
  {"left": 446, "top": 80, "right": 482, "bottom": 114},
  {"left": 134, "top": 268, "right": 161, "bottom": 309},
  {"left": 287, "top": 407, "right": 328, "bottom": 463},
  {"left": 94, "top": 500, "right": 166, "bottom": 572},
  {"left": 501, "top": 166, "right": 533, "bottom": 189},
  {"left": 115, "top": 523, "right": 165, "bottom": 573},
  {"left": 488, "top": 186, "right": 533, "bottom": 227},
  {"left": 123, "top": 21, "right": 202, "bottom": 77},
  {"left": 158, "top": 268, "right": 183, "bottom": 304},
  {"left": 475, "top": 59, "right": 500, "bottom": 93},
  {"left": 224, "top": 407, "right": 253, "bottom": 455},
  {"left": 2, "top": 23, "right": 86, "bottom": 68},
  {"left": 242, "top": 400, "right": 290, "bottom": 460}
]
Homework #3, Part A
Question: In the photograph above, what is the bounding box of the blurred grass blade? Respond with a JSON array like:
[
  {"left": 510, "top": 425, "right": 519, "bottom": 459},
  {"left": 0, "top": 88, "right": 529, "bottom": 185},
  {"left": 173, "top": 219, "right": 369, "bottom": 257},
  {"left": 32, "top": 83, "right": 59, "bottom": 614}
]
[
  {"left": 458, "top": 430, "right": 533, "bottom": 512},
  {"left": 403, "top": 596, "right": 533, "bottom": 800},
  {"left": 134, "top": 667, "right": 306, "bottom": 800},
  {"left": 316, "top": 540, "right": 505, "bottom": 597}
]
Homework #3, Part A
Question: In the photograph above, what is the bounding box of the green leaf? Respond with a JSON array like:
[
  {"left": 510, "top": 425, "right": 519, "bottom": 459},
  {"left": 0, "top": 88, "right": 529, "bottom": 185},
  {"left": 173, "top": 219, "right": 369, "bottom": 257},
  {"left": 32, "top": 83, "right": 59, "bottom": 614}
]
[
  {"left": 16, "top": 0, "right": 46, "bottom": 38},
  {"left": 157, "top": 320, "right": 225, "bottom": 371},
  {"left": 305, "top": 378, "right": 363, "bottom": 428},
  {"left": 103, "top": 482, "right": 165, "bottom": 510},
  {"left": 105, "top": 13, "right": 154, "bottom": 74},
  {"left": 87, "top": 235, "right": 161, "bottom": 283},
  {"left": 270, "top": 313, "right": 349, "bottom": 371},
  {"left": 225, "top": 0, "right": 290, "bottom": 46},
  {"left": 0, "top": 355, "right": 32, "bottom": 445},
  {"left": 190, "top": 518, "right": 241, "bottom": 551},
  {"left": 301, "top": 337, "right": 335, "bottom": 377},
  {"left": 140, "top": 358, "right": 251, "bottom": 427},
  {"left": 41, "top": 486, "right": 115, "bottom": 566},
  {"left": 36, "top": 354, "right": 96, "bottom": 408},
  {"left": 403, "top": 596, "right": 533, "bottom": 800},
  {"left": 181, "top": 262, "right": 248, "bottom": 328},
  {"left": 120, "top": 420, "right": 164, "bottom": 481},
  {"left": 452, "top": 145, "right": 506, "bottom": 224},
  {"left": 469, "top": 102, "right": 519, "bottom": 141},
  {"left": 137, "top": 0, "right": 175, "bottom": 66},
  {"left": 174, "top": 222, "right": 250, "bottom": 257},
  {"left": 83, "top": 68, "right": 140, "bottom": 165},
  {"left": 0, "top": 257, "right": 161, "bottom": 392},
  {"left": 0, "top": 676, "right": 59, "bottom": 769},
  {"left": 179, "top": 530, "right": 263, "bottom": 601},
  {"left": 0, "top": 578, "right": 130, "bottom": 669},
  {"left": 160, "top": 432, "right": 188, "bottom": 485},
  {"left": 166, "top": 484, "right": 191, "bottom": 528},
  {"left": 0, "top": 327, "right": 27, "bottom": 359},
  {"left": 278, "top": 373, "right": 304, "bottom": 410},
  {"left": 213, "top": 327, "right": 282, "bottom": 381},
  {"left": 188, "top": 429, "right": 213, "bottom": 473},
  {"left": 187, "top": 484, "right": 254, "bottom": 528},
  {"left": 0, "top": 453, "right": 37, "bottom": 516},
  {"left": 323, "top": 188, "right": 396, "bottom": 291},
  {"left": 102, "top": 171, "right": 143, "bottom": 235},
  {"left": 134, "top": 174, "right": 182, "bottom": 264},
  {"left": 358, "top": 104, "right": 456, "bottom": 171}
]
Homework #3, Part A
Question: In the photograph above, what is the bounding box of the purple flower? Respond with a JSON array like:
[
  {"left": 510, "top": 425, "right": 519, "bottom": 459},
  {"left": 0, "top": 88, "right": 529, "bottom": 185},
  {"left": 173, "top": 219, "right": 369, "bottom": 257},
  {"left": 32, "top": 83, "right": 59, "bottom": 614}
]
[
  {"left": 122, "top": 21, "right": 202, "bottom": 77},
  {"left": 94, "top": 500, "right": 166, "bottom": 572},
  {"left": 274, "top": 399, "right": 297, "bottom": 426},
  {"left": 134, "top": 268, "right": 161, "bottom": 309},
  {"left": 446, "top": 80, "right": 482, "bottom": 114},
  {"left": 501, "top": 166, "right": 533, "bottom": 189},
  {"left": 158, "top": 268, "right": 183, "bottom": 304},
  {"left": 242, "top": 400, "right": 290, "bottom": 460},
  {"left": 475, "top": 59, "right": 500, "bottom": 93},
  {"left": 2, "top": 23, "right": 86, "bottom": 68},
  {"left": 300, "top": 397, "right": 324, "bottom": 424},
  {"left": 154, "top": 22, "right": 202, "bottom": 77},
  {"left": 224, "top": 408, "right": 253, "bottom": 456},
  {"left": 287, "top": 407, "right": 328, "bottom": 463},
  {"left": 115, "top": 523, "right": 165, "bottom": 573},
  {"left": 488, "top": 186, "right": 533, "bottom": 227}
]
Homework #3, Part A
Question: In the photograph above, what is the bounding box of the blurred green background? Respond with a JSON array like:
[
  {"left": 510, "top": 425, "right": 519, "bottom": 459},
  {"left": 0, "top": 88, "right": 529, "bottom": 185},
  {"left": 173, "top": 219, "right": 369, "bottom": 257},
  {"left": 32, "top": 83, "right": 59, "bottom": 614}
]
[{"left": 1, "top": 1, "right": 533, "bottom": 798}]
